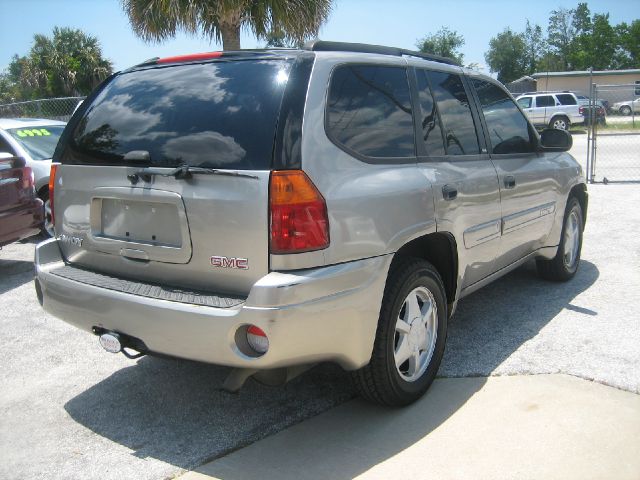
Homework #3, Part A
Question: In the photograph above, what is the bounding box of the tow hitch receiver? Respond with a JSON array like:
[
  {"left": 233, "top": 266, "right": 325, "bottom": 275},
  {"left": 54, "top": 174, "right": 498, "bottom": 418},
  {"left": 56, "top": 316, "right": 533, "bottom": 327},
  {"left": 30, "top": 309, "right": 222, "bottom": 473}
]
[
  {"left": 93, "top": 327, "right": 147, "bottom": 359},
  {"left": 99, "top": 332, "right": 122, "bottom": 353}
]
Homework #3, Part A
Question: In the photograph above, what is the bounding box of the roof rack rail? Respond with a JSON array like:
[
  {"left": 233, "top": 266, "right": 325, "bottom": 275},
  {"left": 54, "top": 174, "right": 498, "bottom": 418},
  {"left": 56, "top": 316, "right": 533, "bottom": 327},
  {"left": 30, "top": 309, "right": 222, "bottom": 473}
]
[{"left": 303, "top": 40, "right": 460, "bottom": 66}]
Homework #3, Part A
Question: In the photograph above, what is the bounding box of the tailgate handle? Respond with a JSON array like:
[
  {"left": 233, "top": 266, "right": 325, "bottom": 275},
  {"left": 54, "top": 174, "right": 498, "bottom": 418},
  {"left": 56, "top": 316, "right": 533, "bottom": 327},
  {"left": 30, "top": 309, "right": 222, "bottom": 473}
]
[{"left": 120, "top": 248, "right": 150, "bottom": 261}]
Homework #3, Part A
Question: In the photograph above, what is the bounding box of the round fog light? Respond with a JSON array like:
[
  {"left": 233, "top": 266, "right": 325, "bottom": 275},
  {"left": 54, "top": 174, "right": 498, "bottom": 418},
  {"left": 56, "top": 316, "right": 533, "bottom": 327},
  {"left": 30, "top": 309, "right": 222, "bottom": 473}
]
[{"left": 246, "top": 325, "right": 269, "bottom": 355}]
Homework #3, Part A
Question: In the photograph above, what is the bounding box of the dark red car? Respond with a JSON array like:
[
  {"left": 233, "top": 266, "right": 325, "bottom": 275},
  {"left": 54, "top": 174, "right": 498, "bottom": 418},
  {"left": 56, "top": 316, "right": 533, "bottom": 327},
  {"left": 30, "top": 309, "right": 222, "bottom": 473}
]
[{"left": 0, "top": 154, "right": 44, "bottom": 247}]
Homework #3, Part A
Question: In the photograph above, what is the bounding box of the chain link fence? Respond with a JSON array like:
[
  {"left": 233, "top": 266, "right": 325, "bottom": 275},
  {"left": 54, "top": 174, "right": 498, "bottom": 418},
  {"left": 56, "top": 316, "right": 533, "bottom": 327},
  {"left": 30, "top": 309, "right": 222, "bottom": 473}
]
[
  {"left": 0, "top": 97, "right": 85, "bottom": 122},
  {"left": 587, "top": 83, "right": 640, "bottom": 183}
]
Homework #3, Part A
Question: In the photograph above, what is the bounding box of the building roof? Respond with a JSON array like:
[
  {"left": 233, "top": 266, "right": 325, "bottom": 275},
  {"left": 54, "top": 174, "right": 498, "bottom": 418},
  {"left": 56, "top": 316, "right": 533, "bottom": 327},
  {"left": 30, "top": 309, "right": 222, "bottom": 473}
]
[{"left": 531, "top": 69, "right": 640, "bottom": 79}]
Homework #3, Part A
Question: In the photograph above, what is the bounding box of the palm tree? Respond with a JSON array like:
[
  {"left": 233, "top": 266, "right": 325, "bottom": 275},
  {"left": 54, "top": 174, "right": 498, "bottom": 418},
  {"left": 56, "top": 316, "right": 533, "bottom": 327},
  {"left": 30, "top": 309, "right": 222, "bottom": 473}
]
[{"left": 122, "top": 0, "right": 333, "bottom": 51}]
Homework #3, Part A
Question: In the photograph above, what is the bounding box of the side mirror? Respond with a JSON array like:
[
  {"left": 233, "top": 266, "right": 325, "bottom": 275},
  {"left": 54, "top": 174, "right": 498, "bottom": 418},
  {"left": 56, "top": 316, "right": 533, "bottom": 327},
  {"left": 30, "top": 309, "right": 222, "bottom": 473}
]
[{"left": 540, "top": 129, "right": 573, "bottom": 152}]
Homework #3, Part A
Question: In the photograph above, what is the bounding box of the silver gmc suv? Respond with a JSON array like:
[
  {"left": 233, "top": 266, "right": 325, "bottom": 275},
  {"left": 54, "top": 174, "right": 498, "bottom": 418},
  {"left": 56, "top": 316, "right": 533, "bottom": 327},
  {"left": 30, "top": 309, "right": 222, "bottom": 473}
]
[{"left": 34, "top": 41, "right": 587, "bottom": 406}]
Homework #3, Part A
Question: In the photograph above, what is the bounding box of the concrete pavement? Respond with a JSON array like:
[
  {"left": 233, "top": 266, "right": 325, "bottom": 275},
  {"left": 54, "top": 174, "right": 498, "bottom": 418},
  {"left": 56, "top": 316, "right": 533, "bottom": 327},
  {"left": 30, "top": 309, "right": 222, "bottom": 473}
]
[{"left": 181, "top": 374, "right": 640, "bottom": 480}]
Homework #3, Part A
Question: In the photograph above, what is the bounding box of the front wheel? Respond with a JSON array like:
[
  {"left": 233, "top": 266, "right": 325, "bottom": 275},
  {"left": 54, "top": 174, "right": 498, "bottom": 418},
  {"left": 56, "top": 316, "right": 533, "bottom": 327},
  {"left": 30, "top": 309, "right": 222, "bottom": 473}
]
[
  {"left": 620, "top": 106, "right": 632, "bottom": 116},
  {"left": 536, "top": 197, "right": 583, "bottom": 281},
  {"left": 352, "top": 258, "right": 448, "bottom": 406}
]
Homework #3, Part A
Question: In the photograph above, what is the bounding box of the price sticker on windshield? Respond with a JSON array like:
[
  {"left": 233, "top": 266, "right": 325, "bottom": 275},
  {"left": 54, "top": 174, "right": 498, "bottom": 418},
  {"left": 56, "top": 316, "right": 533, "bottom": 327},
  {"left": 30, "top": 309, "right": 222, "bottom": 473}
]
[{"left": 16, "top": 128, "right": 51, "bottom": 137}]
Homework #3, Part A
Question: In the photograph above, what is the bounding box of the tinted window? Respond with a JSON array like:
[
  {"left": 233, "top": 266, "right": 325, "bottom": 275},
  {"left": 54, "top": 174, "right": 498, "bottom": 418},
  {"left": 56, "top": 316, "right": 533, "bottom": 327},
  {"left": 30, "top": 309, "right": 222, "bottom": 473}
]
[
  {"left": 517, "top": 97, "right": 532, "bottom": 109},
  {"left": 472, "top": 79, "right": 535, "bottom": 155},
  {"left": 0, "top": 134, "right": 15, "bottom": 155},
  {"left": 415, "top": 70, "right": 445, "bottom": 156},
  {"left": 6, "top": 125, "right": 65, "bottom": 161},
  {"left": 68, "top": 60, "right": 291, "bottom": 169},
  {"left": 556, "top": 94, "right": 577, "bottom": 105},
  {"left": 327, "top": 65, "right": 415, "bottom": 158},
  {"left": 536, "top": 95, "right": 555, "bottom": 107},
  {"left": 427, "top": 71, "right": 479, "bottom": 155}
]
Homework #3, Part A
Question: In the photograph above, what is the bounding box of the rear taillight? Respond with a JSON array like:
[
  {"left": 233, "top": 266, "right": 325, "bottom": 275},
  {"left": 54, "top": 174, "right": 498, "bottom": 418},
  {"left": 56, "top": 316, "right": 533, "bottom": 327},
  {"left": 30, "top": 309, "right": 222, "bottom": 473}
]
[
  {"left": 49, "top": 164, "right": 59, "bottom": 230},
  {"left": 579, "top": 106, "right": 585, "bottom": 115},
  {"left": 269, "top": 170, "right": 329, "bottom": 254}
]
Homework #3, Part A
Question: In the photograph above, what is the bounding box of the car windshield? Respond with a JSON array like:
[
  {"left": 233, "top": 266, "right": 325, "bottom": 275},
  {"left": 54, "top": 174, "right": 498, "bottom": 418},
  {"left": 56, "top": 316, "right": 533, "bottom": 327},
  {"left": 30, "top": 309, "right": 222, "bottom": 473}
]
[{"left": 6, "top": 125, "right": 65, "bottom": 160}]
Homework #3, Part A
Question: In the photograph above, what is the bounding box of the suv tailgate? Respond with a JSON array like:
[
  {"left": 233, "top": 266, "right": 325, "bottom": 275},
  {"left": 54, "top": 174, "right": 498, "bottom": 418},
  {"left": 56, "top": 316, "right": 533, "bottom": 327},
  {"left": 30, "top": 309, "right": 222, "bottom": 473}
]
[{"left": 54, "top": 57, "right": 293, "bottom": 296}]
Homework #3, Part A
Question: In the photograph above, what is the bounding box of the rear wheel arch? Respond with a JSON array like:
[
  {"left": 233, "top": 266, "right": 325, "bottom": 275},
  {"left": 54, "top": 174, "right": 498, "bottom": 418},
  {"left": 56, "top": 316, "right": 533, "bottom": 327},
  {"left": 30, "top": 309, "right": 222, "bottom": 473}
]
[{"left": 392, "top": 232, "right": 458, "bottom": 312}]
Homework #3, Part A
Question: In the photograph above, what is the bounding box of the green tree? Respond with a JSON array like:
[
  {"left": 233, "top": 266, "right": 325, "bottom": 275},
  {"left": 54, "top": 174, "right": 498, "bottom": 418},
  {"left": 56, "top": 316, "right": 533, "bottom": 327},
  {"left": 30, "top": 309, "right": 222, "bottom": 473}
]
[
  {"left": 590, "top": 13, "right": 617, "bottom": 69},
  {"left": 523, "top": 20, "right": 546, "bottom": 74},
  {"left": 485, "top": 28, "right": 527, "bottom": 83},
  {"left": 416, "top": 27, "right": 464, "bottom": 64},
  {"left": 122, "top": 0, "right": 333, "bottom": 51},
  {"left": 3, "top": 27, "right": 112, "bottom": 100},
  {"left": 614, "top": 20, "right": 640, "bottom": 68},
  {"left": 263, "top": 28, "right": 304, "bottom": 48},
  {"left": 547, "top": 7, "right": 576, "bottom": 70}
]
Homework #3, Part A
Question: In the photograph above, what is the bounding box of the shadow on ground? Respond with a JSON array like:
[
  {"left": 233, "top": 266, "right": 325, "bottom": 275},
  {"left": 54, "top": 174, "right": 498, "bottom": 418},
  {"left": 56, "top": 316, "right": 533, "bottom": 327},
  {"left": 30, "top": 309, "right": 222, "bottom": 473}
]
[
  {"left": 65, "top": 259, "right": 598, "bottom": 476},
  {"left": 0, "top": 259, "right": 35, "bottom": 295}
]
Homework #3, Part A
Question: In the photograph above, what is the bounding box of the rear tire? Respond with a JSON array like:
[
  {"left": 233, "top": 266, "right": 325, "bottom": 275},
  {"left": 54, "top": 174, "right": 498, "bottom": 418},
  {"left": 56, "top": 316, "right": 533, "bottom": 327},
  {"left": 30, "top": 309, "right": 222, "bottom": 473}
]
[
  {"left": 550, "top": 115, "right": 569, "bottom": 131},
  {"left": 40, "top": 189, "right": 54, "bottom": 238},
  {"left": 352, "top": 257, "right": 448, "bottom": 406},
  {"left": 536, "top": 197, "right": 583, "bottom": 281}
]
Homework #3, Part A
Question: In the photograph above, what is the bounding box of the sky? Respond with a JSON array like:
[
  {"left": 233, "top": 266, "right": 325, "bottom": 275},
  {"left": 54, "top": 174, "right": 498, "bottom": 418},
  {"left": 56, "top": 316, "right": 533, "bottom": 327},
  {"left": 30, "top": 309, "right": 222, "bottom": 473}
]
[{"left": 0, "top": 0, "right": 638, "bottom": 75}]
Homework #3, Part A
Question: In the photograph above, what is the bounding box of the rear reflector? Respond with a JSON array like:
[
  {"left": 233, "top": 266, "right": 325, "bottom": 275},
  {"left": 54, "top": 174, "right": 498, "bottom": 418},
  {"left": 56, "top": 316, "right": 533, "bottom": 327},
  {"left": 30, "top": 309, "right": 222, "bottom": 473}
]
[
  {"left": 246, "top": 325, "right": 269, "bottom": 354},
  {"left": 157, "top": 52, "right": 223, "bottom": 64},
  {"left": 269, "top": 170, "right": 329, "bottom": 254},
  {"left": 49, "top": 163, "right": 58, "bottom": 231}
]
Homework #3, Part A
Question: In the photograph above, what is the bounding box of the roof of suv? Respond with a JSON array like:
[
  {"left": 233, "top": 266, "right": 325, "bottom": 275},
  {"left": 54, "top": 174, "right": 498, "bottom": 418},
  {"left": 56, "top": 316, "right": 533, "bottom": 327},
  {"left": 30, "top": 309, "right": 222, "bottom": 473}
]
[{"left": 130, "top": 40, "right": 460, "bottom": 71}]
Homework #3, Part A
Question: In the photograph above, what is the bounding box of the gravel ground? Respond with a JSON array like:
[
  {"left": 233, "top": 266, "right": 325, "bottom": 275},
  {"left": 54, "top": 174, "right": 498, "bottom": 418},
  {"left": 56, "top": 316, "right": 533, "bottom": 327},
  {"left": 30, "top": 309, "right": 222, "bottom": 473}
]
[{"left": 1, "top": 184, "right": 638, "bottom": 479}]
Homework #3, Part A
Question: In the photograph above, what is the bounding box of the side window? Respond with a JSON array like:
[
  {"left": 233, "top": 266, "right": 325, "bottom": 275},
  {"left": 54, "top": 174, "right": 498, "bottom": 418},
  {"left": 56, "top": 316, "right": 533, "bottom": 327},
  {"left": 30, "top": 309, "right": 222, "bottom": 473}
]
[
  {"left": 326, "top": 65, "right": 415, "bottom": 158},
  {"left": 517, "top": 97, "right": 532, "bottom": 109},
  {"left": 556, "top": 94, "right": 577, "bottom": 105},
  {"left": 535, "top": 95, "right": 555, "bottom": 107},
  {"left": 472, "top": 79, "right": 535, "bottom": 155},
  {"left": 415, "top": 69, "right": 445, "bottom": 156},
  {"left": 635, "top": 80, "right": 640, "bottom": 96},
  {"left": 427, "top": 70, "right": 480, "bottom": 155}
]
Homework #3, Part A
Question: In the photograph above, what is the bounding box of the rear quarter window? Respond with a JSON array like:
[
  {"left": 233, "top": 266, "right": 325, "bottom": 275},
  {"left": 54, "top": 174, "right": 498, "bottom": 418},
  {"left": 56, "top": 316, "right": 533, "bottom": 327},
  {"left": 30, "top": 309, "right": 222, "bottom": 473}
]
[
  {"left": 326, "top": 64, "right": 415, "bottom": 159},
  {"left": 67, "top": 59, "right": 292, "bottom": 170},
  {"left": 556, "top": 94, "right": 577, "bottom": 106}
]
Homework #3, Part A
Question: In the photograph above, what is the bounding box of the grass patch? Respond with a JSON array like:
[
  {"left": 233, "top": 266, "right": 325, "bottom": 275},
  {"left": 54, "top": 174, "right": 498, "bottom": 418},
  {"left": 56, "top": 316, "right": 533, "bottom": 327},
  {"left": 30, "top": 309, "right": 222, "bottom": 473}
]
[{"left": 599, "top": 121, "right": 640, "bottom": 130}]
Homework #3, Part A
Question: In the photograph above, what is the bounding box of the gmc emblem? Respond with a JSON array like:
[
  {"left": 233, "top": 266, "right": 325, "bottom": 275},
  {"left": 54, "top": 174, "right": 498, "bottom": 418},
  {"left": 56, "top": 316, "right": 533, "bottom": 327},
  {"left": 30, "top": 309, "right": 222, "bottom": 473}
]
[{"left": 210, "top": 256, "right": 249, "bottom": 270}]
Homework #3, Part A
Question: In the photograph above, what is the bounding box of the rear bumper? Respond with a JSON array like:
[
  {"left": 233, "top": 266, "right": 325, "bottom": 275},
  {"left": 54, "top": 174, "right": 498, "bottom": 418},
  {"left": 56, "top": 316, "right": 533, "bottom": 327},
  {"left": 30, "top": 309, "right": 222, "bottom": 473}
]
[{"left": 35, "top": 238, "right": 391, "bottom": 370}]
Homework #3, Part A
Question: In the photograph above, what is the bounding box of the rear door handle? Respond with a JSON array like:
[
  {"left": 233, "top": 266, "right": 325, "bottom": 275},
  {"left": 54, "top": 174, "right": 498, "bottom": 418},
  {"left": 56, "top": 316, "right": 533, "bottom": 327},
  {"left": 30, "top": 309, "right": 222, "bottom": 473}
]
[
  {"left": 504, "top": 176, "right": 516, "bottom": 189},
  {"left": 442, "top": 184, "right": 458, "bottom": 201}
]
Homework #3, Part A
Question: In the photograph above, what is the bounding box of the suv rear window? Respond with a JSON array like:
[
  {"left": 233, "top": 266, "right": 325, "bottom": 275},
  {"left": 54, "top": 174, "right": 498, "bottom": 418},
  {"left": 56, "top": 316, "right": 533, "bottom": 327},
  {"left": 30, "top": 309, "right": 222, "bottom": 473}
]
[{"left": 67, "top": 59, "right": 291, "bottom": 170}]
